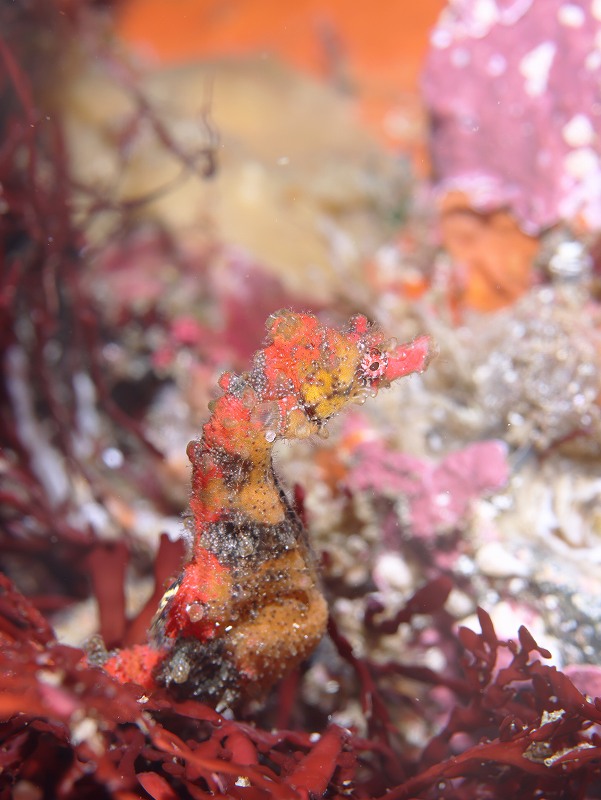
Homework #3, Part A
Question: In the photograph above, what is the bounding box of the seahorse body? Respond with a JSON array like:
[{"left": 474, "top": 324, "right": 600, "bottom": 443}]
[{"left": 102, "top": 311, "right": 433, "bottom": 707}]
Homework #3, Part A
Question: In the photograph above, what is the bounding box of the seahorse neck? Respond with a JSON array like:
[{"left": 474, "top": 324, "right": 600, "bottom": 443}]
[{"left": 187, "top": 406, "right": 288, "bottom": 563}]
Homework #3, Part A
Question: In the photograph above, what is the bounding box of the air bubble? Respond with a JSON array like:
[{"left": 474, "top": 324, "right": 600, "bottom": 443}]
[
  {"left": 187, "top": 602, "right": 205, "bottom": 623},
  {"left": 265, "top": 429, "right": 277, "bottom": 443},
  {"left": 169, "top": 652, "right": 191, "bottom": 684},
  {"left": 102, "top": 447, "right": 123, "bottom": 469}
]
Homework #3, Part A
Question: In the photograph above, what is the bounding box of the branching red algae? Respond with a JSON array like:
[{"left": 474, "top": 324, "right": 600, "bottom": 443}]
[
  {"left": 4, "top": 570, "right": 601, "bottom": 799},
  {"left": 101, "top": 311, "right": 434, "bottom": 707},
  {"left": 4, "top": 5, "right": 601, "bottom": 799}
]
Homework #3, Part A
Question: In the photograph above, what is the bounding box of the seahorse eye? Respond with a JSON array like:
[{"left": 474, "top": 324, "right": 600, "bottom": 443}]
[{"left": 359, "top": 348, "right": 388, "bottom": 384}]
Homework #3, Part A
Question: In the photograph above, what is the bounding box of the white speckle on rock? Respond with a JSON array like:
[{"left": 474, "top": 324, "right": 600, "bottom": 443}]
[
  {"left": 102, "top": 446, "right": 124, "bottom": 469},
  {"left": 430, "top": 27, "right": 453, "bottom": 49},
  {"left": 80, "top": 501, "right": 111, "bottom": 535},
  {"left": 451, "top": 47, "right": 471, "bottom": 68},
  {"left": 558, "top": 3, "right": 586, "bottom": 26},
  {"left": 446, "top": 588, "right": 474, "bottom": 618},
  {"left": 549, "top": 239, "right": 593, "bottom": 279},
  {"left": 498, "top": 0, "right": 534, "bottom": 26},
  {"left": 487, "top": 53, "right": 507, "bottom": 76},
  {"left": 435, "top": 491, "right": 451, "bottom": 507},
  {"left": 564, "top": 146, "right": 600, "bottom": 178},
  {"left": 519, "top": 41, "right": 557, "bottom": 97},
  {"left": 372, "top": 552, "right": 413, "bottom": 593},
  {"left": 585, "top": 49, "right": 601, "bottom": 71},
  {"left": 70, "top": 716, "right": 103, "bottom": 753},
  {"left": 470, "top": 0, "right": 500, "bottom": 37},
  {"left": 476, "top": 541, "right": 531, "bottom": 578},
  {"left": 562, "top": 113, "right": 595, "bottom": 147}
]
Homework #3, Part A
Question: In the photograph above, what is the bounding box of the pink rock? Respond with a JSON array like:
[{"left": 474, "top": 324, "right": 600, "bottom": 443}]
[
  {"left": 423, "top": 0, "right": 601, "bottom": 233},
  {"left": 346, "top": 440, "right": 509, "bottom": 538},
  {"left": 170, "top": 316, "right": 207, "bottom": 346},
  {"left": 564, "top": 664, "right": 601, "bottom": 699}
]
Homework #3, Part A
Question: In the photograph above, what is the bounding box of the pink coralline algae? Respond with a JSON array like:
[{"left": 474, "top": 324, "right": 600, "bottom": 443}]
[
  {"left": 346, "top": 439, "right": 509, "bottom": 538},
  {"left": 423, "top": 0, "right": 601, "bottom": 234}
]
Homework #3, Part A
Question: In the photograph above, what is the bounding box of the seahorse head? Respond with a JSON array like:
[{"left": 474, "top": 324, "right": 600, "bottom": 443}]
[{"left": 258, "top": 311, "right": 432, "bottom": 430}]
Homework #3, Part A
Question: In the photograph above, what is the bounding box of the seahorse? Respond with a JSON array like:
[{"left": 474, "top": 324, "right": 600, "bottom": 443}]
[{"left": 100, "top": 310, "right": 434, "bottom": 708}]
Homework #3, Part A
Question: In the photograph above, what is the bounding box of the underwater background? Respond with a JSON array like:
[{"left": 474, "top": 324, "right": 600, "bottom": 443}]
[{"left": 2, "top": 1, "right": 601, "bottom": 797}]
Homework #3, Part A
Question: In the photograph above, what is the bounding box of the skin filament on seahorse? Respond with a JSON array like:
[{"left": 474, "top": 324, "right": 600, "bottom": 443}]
[{"left": 100, "top": 310, "right": 434, "bottom": 708}]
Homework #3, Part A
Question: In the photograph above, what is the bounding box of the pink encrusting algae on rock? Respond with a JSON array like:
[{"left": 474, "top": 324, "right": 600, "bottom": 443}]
[
  {"left": 345, "top": 439, "right": 509, "bottom": 539},
  {"left": 423, "top": 0, "right": 601, "bottom": 234}
]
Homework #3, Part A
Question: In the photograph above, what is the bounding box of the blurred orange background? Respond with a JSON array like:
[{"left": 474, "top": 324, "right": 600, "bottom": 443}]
[
  {"left": 115, "top": 1, "right": 539, "bottom": 312},
  {"left": 116, "top": 0, "right": 445, "bottom": 149}
]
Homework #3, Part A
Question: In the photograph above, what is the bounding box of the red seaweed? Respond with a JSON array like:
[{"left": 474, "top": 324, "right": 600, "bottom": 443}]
[
  {"left": 4, "top": 571, "right": 601, "bottom": 798},
  {"left": 4, "top": 3, "right": 601, "bottom": 800}
]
